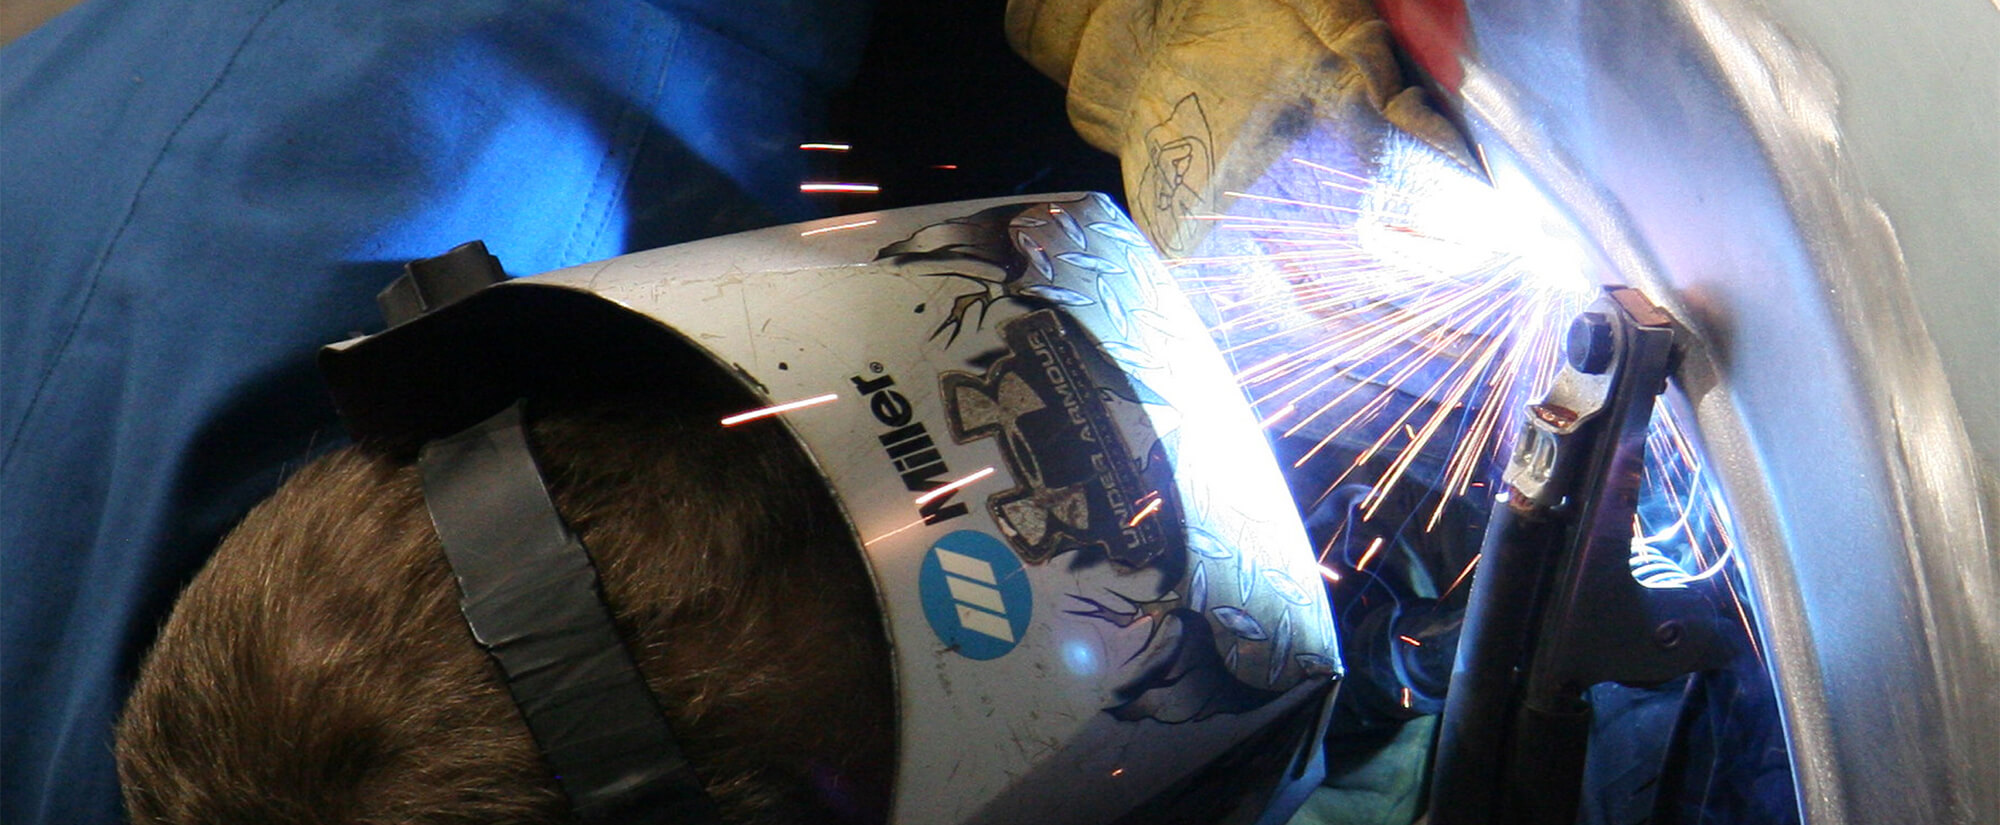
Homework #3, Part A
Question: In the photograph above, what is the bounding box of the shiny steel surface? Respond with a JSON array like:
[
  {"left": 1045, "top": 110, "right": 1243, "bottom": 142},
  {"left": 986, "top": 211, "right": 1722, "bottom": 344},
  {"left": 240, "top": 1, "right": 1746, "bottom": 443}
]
[{"left": 1427, "top": 1, "right": 2000, "bottom": 822}]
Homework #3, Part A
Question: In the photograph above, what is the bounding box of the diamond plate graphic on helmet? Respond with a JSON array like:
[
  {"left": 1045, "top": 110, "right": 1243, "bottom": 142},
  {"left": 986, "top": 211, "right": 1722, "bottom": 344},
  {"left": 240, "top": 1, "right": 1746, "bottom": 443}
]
[{"left": 877, "top": 194, "right": 1334, "bottom": 729}]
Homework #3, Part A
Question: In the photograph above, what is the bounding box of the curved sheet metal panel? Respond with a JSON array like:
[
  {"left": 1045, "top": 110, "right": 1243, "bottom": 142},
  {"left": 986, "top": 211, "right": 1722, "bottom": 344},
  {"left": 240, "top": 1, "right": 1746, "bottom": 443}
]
[{"left": 1396, "top": 0, "right": 2000, "bottom": 822}]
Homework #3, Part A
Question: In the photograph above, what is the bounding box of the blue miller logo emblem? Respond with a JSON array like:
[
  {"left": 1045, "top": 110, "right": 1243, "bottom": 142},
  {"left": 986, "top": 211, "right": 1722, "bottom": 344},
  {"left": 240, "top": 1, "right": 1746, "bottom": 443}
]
[{"left": 918, "top": 530, "right": 1033, "bottom": 659}]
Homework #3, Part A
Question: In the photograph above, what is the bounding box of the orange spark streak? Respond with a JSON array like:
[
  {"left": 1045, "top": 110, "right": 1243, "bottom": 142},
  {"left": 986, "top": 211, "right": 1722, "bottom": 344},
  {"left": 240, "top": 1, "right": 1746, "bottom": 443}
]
[
  {"left": 719, "top": 393, "right": 840, "bottom": 426},
  {"left": 1127, "top": 498, "right": 1165, "bottom": 527},
  {"left": 1440, "top": 553, "right": 1482, "bottom": 600},
  {"left": 1223, "top": 190, "right": 1367, "bottom": 215},
  {"left": 1731, "top": 584, "right": 1763, "bottom": 665},
  {"left": 1258, "top": 403, "right": 1298, "bottom": 429},
  {"left": 1285, "top": 296, "right": 1510, "bottom": 467},
  {"left": 863, "top": 517, "right": 927, "bottom": 547},
  {"left": 799, "top": 219, "right": 879, "bottom": 237},
  {"left": 1361, "top": 319, "right": 1513, "bottom": 519},
  {"left": 914, "top": 466, "right": 995, "bottom": 505},
  {"left": 800, "top": 182, "right": 879, "bottom": 193},
  {"left": 1355, "top": 536, "right": 1385, "bottom": 571}
]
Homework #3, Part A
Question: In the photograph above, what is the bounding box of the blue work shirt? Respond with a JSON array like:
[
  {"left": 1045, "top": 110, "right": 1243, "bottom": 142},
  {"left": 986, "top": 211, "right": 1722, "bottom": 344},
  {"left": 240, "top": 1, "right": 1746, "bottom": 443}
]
[{"left": 0, "top": 1, "right": 867, "bottom": 822}]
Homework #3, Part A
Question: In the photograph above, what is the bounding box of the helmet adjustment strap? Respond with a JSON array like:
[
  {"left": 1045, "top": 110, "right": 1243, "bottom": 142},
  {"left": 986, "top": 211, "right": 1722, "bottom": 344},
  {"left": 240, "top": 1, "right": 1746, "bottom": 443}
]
[{"left": 420, "top": 400, "right": 719, "bottom": 825}]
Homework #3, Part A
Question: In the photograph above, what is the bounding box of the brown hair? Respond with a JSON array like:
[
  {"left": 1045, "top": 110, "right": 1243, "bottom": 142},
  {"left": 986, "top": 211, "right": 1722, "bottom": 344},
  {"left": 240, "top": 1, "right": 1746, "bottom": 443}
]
[{"left": 115, "top": 394, "right": 895, "bottom": 824}]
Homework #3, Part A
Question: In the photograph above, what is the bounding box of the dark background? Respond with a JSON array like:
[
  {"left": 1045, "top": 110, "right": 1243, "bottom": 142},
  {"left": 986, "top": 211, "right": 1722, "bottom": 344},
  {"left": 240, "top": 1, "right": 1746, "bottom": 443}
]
[{"left": 817, "top": 0, "right": 1126, "bottom": 212}]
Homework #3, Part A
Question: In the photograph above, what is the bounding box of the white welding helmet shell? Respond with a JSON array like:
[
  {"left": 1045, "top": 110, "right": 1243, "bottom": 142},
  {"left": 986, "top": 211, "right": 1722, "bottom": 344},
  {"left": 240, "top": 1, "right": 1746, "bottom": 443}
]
[{"left": 322, "top": 193, "right": 1340, "bottom": 824}]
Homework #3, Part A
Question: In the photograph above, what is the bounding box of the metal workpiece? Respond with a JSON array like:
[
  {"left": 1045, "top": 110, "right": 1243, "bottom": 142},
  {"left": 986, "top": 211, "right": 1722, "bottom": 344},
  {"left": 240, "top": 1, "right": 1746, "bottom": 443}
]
[{"left": 1396, "top": 0, "right": 2000, "bottom": 821}]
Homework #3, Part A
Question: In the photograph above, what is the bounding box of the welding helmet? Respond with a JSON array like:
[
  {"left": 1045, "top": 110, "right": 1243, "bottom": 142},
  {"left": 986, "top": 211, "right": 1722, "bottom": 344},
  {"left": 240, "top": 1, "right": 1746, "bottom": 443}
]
[{"left": 320, "top": 193, "right": 1339, "bottom": 825}]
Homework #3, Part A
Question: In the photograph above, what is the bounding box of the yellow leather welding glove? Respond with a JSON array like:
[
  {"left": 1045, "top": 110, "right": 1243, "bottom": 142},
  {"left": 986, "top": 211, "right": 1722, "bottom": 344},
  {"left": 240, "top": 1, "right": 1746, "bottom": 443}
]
[{"left": 1006, "top": 0, "right": 1472, "bottom": 255}]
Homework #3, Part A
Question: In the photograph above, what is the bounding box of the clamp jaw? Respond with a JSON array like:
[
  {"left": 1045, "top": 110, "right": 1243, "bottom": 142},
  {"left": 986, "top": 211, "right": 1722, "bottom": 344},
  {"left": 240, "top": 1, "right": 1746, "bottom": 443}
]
[{"left": 1429, "top": 287, "right": 1732, "bottom": 825}]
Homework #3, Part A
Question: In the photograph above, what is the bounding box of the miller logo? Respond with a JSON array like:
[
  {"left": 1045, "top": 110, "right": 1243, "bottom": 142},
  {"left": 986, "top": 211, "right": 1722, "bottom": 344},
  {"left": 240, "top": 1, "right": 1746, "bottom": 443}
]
[
  {"left": 917, "top": 530, "right": 1032, "bottom": 660},
  {"left": 940, "top": 309, "right": 1183, "bottom": 570},
  {"left": 852, "top": 372, "right": 968, "bottom": 525}
]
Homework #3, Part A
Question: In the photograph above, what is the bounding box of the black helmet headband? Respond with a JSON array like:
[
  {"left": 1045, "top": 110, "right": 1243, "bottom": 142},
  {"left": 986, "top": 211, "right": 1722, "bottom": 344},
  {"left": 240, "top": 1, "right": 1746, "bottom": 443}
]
[{"left": 420, "top": 401, "right": 719, "bottom": 824}]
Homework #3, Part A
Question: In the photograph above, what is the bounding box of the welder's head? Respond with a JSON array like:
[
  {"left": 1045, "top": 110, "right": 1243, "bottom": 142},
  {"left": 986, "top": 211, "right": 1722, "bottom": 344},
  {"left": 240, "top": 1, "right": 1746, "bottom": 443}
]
[
  {"left": 117, "top": 194, "right": 1341, "bottom": 825},
  {"left": 116, "top": 390, "right": 895, "bottom": 824}
]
